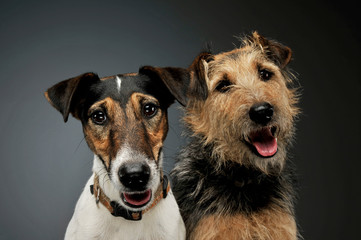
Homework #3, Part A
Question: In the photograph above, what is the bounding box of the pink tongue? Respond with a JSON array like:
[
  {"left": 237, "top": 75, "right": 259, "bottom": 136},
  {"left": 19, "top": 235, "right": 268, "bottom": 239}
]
[
  {"left": 124, "top": 190, "right": 151, "bottom": 206},
  {"left": 251, "top": 129, "right": 277, "bottom": 157}
]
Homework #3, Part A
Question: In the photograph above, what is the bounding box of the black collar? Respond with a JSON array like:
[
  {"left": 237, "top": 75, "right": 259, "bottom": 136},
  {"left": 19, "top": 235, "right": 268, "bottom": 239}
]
[{"left": 90, "top": 174, "right": 170, "bottom": 221}]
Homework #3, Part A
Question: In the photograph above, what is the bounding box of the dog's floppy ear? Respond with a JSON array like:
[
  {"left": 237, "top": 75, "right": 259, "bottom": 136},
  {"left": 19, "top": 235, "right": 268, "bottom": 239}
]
[
  {"left": 188, "top": 52, "right": 212, "bottom": 101},
  {"left": 251, "top": 31, "right": 292, "bottom": 68},
  {"left": 45, "top": 72, "right": 100, "bottom": 122},
  {"left": 139, "top": 66, "right": 191, "bottom": 106},
  {"left": 139, "top": 53, "right": 212, "bottom": 106}
]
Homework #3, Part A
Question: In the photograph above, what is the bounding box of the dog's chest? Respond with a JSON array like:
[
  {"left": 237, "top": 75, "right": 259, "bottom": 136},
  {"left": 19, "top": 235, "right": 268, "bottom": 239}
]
[
  {"left": 96, "top": 202, "right": 181, "bottom": 240},
  {"left": 97, "top": 218, "right": 166, "bottom": 240},
  {"left": 68, "top": 202, "right": 175, "bottom": 240},
  {"left": 65, "top": 179, "right": 184, "bottom": 240},
  {"left": 191, "top": 206, "right": 297, "bottom": 240}
]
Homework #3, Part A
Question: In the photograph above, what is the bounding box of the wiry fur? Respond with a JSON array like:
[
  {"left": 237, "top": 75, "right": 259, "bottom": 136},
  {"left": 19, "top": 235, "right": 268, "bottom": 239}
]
[
  {"left": 172, "top": 137, "right": 299, "bottom": 239},
  {"left": 183, "top": 36, "right": 299, "bottom": 174},
  {"left": 171, "top": 32, "right": 301, "bottom": 239}
]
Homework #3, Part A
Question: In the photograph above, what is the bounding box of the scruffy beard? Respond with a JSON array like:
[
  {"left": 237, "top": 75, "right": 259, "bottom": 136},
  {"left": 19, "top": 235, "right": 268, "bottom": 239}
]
[{"left": 193, "top": 119, "right": 295, "bottom": 175}]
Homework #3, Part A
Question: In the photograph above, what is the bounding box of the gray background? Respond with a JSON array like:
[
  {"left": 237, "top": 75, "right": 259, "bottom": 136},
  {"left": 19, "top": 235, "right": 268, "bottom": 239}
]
[{"left": 0, "top": 0, "right": 360, "bottom": 239}]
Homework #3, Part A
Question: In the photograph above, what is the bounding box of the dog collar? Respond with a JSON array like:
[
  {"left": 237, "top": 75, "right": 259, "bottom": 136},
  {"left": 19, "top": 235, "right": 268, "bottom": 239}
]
[{"left": 90, "top": 174, "right": 170, "bottom": 221}]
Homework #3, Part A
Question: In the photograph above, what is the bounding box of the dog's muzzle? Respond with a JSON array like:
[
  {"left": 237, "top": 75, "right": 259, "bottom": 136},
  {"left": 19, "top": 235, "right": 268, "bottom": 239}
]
[
  {"left": 90, "top": 174, "right": 170, "bottom": 221},
  {"left": 118, "top": 162, "right": 153, "bottom": 208}
]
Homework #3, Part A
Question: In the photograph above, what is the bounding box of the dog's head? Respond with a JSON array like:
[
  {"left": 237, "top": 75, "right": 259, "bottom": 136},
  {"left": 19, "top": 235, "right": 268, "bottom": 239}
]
[
  {"left": 166, "top": 32, "right": 300, "bottom": 174},
  {"left": 45, "top": 67, "right": 188, "bottom": 211}
]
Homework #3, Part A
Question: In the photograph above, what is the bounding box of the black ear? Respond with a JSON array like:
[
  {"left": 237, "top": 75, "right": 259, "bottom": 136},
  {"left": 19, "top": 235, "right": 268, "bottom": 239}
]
[
  {"left": 139, "top": 53, "right": 212, "bottom": 107},
  {"left": 45, "top": 72, "right": 100, "bottom": 122},
  {"left": 251, "top": 31, "right": 292, "bottom": 68},
  {"left": 139, "top": 66, "right": 191, "bottom": 106}
]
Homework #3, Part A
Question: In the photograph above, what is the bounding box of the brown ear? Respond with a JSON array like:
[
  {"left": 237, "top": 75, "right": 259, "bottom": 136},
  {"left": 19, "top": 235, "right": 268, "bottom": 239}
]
[
  {"left": 251, "top": 31, "right": 292, "bottom": 68},
  {"left": 139, "top": 66, "right": 191, "bottom": 106},
  {"left": 44, "top": 72, "right": 100, "bottom": 122},
  {"left": 187, "top": 52, "right": 212, "bottom": 102}
]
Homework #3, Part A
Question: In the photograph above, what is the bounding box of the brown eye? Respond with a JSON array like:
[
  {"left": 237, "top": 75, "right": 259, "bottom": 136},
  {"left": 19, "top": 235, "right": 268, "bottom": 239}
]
[
  {"left": 259, "top": 69, "right": 274, "bottom": 81},
  {"left": 215, "top": 80, "right": 232, "bottom": 93},
  {"left": 91, "top": 111, "right": 107, "bottom": 125},
  {"left": 143, "top": 103, "right": 158, "bottom": 118}
]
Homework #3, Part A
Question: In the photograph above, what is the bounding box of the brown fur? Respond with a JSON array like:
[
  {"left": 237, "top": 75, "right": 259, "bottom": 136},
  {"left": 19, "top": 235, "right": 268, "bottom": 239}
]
[
  {"left": 128, "top": 92, "right": 169, "bottom": 161},
  {"left": 83, "top": 97, "right": 124, "bottom": 168},
  {"left": 83, "top": 93, "right": 168, "bottom": 169},
  {"left": 192, "top": 204, "right": 297, "bottom": 240}
]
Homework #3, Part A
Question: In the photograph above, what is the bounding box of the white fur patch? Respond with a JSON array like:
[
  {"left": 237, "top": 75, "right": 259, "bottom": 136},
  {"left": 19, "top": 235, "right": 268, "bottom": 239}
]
[
  {"left": 110, "top": 145, "right": 160, "bottom": 211},
  {"left": 115, "top": 76, "right": 122, "bottom": 92}
]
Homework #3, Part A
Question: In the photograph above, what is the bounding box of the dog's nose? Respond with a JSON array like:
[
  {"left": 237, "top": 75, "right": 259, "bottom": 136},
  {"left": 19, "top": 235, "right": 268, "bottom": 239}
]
[
  {"left": 118, "top": 162, "right": 150, "bottom": 190},
  {"left": 249, "top": 102, "right": 274, "bottom": 125}
]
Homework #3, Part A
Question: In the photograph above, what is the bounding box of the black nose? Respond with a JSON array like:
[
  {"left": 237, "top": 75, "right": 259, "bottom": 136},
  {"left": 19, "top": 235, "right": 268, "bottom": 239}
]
[
  {"left": 249, "top": 102, "right": 274, "bottom": 125},
  {"left": 118, "top": 162, "right": 150, "bottom": 190}
]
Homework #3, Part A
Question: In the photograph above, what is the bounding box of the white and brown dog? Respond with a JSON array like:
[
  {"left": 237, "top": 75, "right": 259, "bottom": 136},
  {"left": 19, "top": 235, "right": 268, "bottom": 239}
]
[{"left": 45, "top": 67, "right": 187, "bottom": 239}]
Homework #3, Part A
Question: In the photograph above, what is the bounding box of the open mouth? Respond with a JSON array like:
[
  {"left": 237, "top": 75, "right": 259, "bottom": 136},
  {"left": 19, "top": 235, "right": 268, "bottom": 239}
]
[
  {"left": 121, "top": 189, "right": 152, "bottom": 209},
  {"left": 247, "top": 126, "right": 277, "bottom": 158}
]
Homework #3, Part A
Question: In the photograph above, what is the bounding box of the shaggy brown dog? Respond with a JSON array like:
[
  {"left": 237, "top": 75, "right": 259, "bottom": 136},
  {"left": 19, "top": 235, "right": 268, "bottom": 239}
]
[{"left": 169, "top": 32, "right": 301, "bottom": 240}]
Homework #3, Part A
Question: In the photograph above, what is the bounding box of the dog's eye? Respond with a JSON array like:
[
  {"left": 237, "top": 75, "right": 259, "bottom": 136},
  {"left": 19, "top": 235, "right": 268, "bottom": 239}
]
[
  {"left": 259, "top": 69, "right": 274, "bottom": 81},
  {"left": 215, "top": 80, "right": 232, "bottom": 93},
  {"left": 91, "top": 111, "right": 107, "bottom": 125},
  {"left": 143, "top": 103, "right": 158, "bottom": 118}
]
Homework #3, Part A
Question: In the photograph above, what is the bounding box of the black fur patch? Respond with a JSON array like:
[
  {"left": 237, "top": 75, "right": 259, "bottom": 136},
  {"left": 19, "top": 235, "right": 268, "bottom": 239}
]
[{"left": 171, "top": 137, "right": 297, "bottom": 235}]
